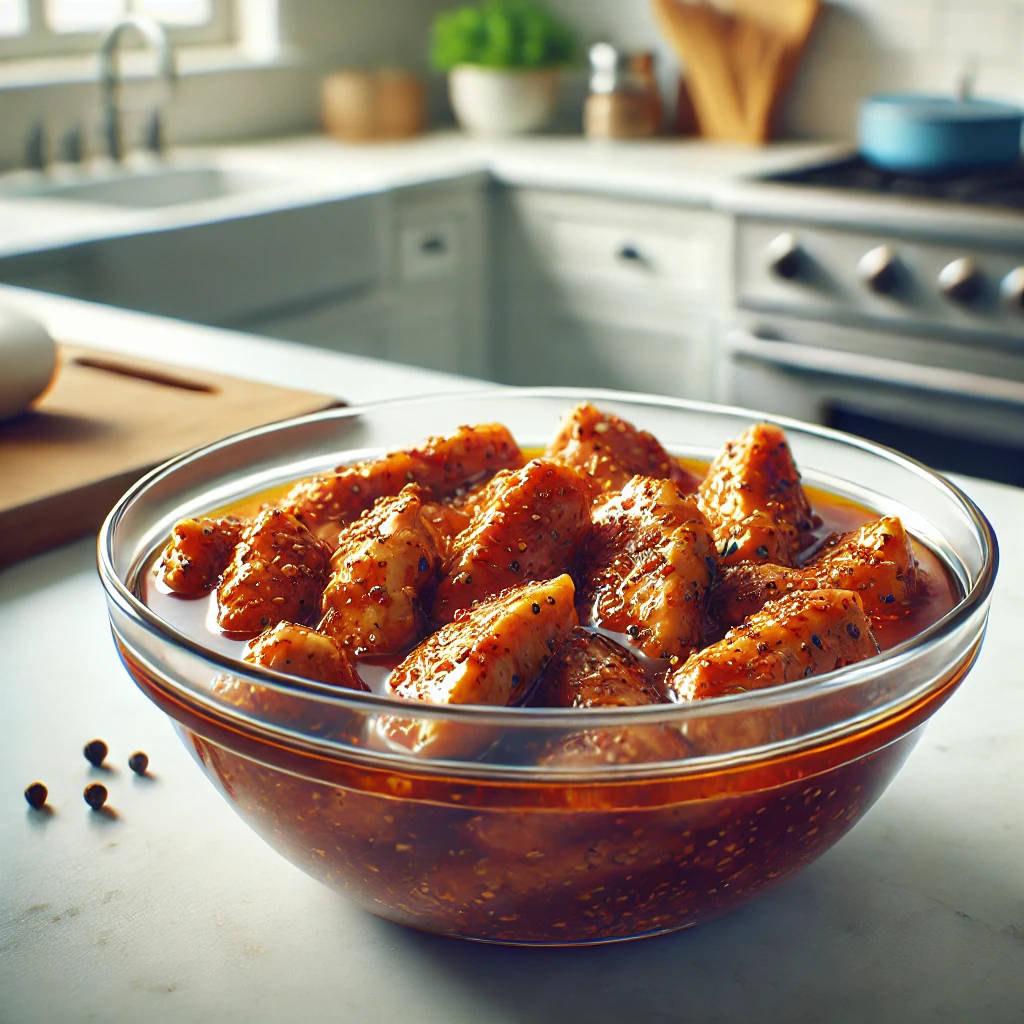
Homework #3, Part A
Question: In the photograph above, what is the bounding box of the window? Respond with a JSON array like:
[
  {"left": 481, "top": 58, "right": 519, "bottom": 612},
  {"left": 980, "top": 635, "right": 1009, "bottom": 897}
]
[{"left": 0, "top": 0, "right": 235, "bottom": 58}]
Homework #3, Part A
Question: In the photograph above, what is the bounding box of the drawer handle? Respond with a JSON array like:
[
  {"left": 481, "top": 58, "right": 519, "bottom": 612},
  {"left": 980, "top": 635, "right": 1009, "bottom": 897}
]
[
  {"left": 617, "top": 244, "right": 644, "bottom": 263},
  {"left": 421, "top": 236, "right": 448, "bottom": 254}
]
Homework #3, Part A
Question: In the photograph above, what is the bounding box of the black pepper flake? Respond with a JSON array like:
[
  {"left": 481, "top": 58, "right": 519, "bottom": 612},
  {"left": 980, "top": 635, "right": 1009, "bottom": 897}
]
[
  {"left": 755, "top": 545, "right": 770, "bottom": 559},
  {"left": 811, "top": 634, "right": 822, "bottom": 648},
  {"left": 84, "top": 739, "right": 108, "bottom": 767},
  {"left": 24, "top": 782, "right": 47, "bottom": 809},
  {"left": 881, "top": 594, "right": 895, "bottom": 604},
  {"left": 626, "top": 625, "right": 640, "bottom": 638},
  {"left": 531, "top": 603, "right": 541, "bottom": 615},
  {"left": 84, "top": 783, "right": 108, "bottom": 811},
  {"left": 846, "top": 623, "right": 861, "bottom": 640},
  {"left": 546, "top": 596, "right": 556, "bottom": 605},
  {"left": 417, "top": 555, "right": 429, "bottom": 573},
  {"left": 128, "top": 752, "right": 149, "bottom": 776},
  {"left": 509, "top": 560, "right": 520, "bottom": 573}
]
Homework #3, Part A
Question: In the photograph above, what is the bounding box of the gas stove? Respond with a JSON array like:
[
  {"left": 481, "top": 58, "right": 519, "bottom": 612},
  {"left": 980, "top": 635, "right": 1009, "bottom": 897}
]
[
  {"left": 764, "top": 157, "right": 1024, "bottom": 212},
  {"left": 723, "top": 156, "right": 1024, "bottom": 484}
]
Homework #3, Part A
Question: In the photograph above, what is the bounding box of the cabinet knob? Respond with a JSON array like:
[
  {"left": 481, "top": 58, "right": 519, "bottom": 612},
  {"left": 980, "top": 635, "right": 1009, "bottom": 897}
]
[
  {"left": 1000, "top": 267, "right": 1024, "bottom": 313},
  {"left": 766, "top": 232, "right": 803, "bottom": 280},
  {"left": 858, "top": 244, "right": 900, "bottom": 295},
  {"left": 421, "top": 236, "right": 447, "bottom": 254},
  {"left": 938, "top": 257, "right": 984, "bottom": 305},
  {"left": 617, "top": 244, "right": 643, "bottom": 263}
]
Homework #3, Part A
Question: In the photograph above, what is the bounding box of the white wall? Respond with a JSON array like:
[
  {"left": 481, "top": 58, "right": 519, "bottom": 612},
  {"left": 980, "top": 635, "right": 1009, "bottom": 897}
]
[
  {"left": 1, "top": 0, "right": 1022, "bottom": 172},
  {"left": 545, "top": 0, "right": 1024, "bottom": 139}
]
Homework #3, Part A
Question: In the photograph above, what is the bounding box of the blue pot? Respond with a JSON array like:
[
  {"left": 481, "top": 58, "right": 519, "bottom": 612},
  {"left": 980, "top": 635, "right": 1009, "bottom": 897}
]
[{"left": 859, "top": 94, "right": 1024, "bottom": 175}]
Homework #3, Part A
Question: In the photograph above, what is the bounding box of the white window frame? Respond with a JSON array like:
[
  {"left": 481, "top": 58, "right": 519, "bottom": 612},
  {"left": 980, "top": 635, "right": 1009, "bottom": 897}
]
[{"left": 0, "top": 0, "right": 237, "bottom": 59}]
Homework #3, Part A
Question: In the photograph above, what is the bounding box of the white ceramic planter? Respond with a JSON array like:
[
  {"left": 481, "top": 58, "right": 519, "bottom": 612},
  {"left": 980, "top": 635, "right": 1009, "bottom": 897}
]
[{"left": 448, "top": 65, "right": 560, "bottom": 136}]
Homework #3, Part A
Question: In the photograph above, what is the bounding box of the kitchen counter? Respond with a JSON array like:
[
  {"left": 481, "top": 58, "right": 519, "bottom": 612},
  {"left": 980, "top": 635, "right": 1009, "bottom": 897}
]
[
  {"left": 4, "top": 132, "right": 1022, "bottom": 263},
  {"left": 1, "top": 292, "right": 1022, "bottom": 1023},
  {"left": 0, "top": 132, "right": 848, "bottom": 258}
]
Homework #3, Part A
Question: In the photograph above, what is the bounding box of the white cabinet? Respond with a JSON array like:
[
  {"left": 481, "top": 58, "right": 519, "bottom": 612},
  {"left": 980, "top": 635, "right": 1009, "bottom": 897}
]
[
  {"left": 383, "top": 176, "right": 489, "bottom": 378},
  {"left": 493, "top": 188, "right": 731, "bottom": 399}
]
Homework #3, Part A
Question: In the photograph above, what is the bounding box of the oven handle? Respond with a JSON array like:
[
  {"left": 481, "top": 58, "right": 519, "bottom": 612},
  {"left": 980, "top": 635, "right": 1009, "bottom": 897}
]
[{"left": 729, "top": 330, "right": 1024, "bottom": 408}]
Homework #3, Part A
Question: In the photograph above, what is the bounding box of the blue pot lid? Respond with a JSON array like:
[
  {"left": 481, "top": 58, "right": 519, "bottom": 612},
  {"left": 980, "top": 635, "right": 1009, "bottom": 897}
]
[{"left": 863, "top": 94, "right": 1024, "bottom": 123}]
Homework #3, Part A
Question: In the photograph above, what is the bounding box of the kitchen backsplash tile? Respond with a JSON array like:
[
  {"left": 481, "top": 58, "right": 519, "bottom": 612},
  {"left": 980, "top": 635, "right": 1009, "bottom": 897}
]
[
  {"left": 940, "top": 0, "right": 1023, "bottom": 62},
  {"left": 546, "top": 0, "right": 1024, "bottom": 139}
]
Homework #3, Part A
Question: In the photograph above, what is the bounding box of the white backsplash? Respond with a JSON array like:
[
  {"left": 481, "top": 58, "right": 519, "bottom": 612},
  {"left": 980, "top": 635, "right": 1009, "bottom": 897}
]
[
  {"left": 1, "top": 0, "right": 1022, "bottom": 172},
  {"left": 545, "top": 0, "right": 1024, "bottom": 138}
]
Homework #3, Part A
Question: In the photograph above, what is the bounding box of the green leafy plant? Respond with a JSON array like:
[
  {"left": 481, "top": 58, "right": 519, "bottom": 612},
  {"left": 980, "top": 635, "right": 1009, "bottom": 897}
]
[{"left": 430, "top": 0, "right": 575, "bottom": 71}]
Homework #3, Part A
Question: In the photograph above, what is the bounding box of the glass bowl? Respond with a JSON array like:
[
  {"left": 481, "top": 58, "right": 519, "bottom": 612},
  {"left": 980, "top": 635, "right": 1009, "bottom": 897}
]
[{"left": 98, "top": 389, "right": 997, "bottom": 946}]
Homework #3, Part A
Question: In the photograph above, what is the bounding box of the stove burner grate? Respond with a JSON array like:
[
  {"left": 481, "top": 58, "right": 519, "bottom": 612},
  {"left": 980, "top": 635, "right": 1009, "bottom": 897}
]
[{"left": 765, "top": 157, "right": 1024, "bottom": 210}]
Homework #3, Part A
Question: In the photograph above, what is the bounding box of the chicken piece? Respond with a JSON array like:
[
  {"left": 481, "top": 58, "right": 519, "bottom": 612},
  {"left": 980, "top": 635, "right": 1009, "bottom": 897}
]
[
  {"left": 390, "top": 574, "right": 578, "bottom": 708},
  {"left": 216, "top": 509, "right": 331, "bottom": 633},
  {"left": 244, "top": 621, "right": 366, "bottom": 690},
  {"left": 709, "top": 516, "right": 919, "bottom": 627},
  {"left": 576, "top": 476, "right": 717, "bottom": 662},
  {"left": 698, "top": 423, "right": 819, "bottom": 567},
  {"left": 530, "top": 628, "right": 663, "bottom": 708},
  {"left": 545, "top": 401, "right": 700, "bottom": 494},
  {"left": 667, "top": 589, "right": 878, "bottom": 702},
  {"left": 282, "top": 423, "right": 524, "bottom": 540},
  {"left": 813, "top": 516, "right": 919, "bottom": 611},
  {"left": 418, "top": 499, "right": 472, "bottom": 562},
  {"left": 157, "top": 515, "right": 245, "bottom": 596},
  {"left": 318, "top": 486, "right": 439, "bottom": 656},
  {"left": 431, "top": 459, "right": 594, "bottom": 623}
]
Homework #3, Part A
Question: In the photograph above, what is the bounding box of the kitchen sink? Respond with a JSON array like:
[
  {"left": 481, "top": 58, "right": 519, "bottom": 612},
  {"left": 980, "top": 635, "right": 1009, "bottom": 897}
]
[{"left": 14, "top": 165, "right": 290, "bottom": 209}]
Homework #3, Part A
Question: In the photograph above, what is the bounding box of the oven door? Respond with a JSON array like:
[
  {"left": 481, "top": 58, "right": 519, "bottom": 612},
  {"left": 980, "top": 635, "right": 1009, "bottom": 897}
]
[{"left": 727, "top": 328, "right": 1024, "bottom": 486}]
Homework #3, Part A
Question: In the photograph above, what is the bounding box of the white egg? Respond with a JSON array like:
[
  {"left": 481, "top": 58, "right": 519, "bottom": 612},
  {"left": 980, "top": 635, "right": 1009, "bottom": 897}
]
[{"left": 0, "top": 305, "right": 58, "bottom": 420}]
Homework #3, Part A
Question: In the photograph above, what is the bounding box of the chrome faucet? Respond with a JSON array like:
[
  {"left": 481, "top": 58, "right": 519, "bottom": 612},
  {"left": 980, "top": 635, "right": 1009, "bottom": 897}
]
[{"left": 98, "top": 14, "right": 175, "bottom": 162}]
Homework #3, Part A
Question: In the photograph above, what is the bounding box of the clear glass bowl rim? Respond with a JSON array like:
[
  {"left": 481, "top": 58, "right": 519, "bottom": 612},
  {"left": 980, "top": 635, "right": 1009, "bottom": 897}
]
[{"left": 97, "top": 387, "right": 999, "bottom": 756}]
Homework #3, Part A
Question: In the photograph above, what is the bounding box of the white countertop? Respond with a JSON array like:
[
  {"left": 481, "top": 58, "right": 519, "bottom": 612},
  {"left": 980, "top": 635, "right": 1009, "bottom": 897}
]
[
  {"left": 4, "top": 132, "right": 1022, "bottom": 262},
  {"left": 0, "top": 132, "right": 850, "bottom": 257},
  {"left": 1, "top": 291, "right": 1022, "bottom": 1023}
]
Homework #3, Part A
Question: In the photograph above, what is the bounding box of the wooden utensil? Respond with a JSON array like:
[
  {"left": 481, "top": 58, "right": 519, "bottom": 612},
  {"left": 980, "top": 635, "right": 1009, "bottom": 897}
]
[
  {"left": 653, "top": 0, "right": 820, "bottom": 143},
  {"left": 0, "top": 345, "right": 340, "bottom": 567}
]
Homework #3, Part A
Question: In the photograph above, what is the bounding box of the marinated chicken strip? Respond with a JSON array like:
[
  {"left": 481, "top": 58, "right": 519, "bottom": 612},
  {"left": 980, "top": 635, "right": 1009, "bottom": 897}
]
[
  {"left": 545, "top": 402, "right": 700, "bottom": 494},
  {"left": 390, "top": 574, "right": 578, "bottom": 707},
  {"left": 210, "top": 622, "right": 365, "bottom": 728},
  {"left": 667, "top": 589, "right": 878, "bottom": 702},
  {"left": 431, "top": 459, "right": 593, "bottom": 623},
  {"left": 158, "top": 515, "right": 246, "bottom": 596},
  {"left": 530, "top": 629, "right": 663, "bottom": 708},
  {"left": 318, "top": 486, "right": 439, "bottom": 656},
  {"left": 577, "top": 476, "right": 717, "bottom": 662},
  {"left": 418, "top": 499, "right": 472, "bottom": 562},
  {"left": 216, "top": 509, "right": 331, "bottom": 633},
  {"left": 244, "top": 621, "right": 366, "bottom": 690},
  {"left": 698, "top": 423, "right": 819, "bottom": 567},
  {"left": 710, "top": 516, "right": 919, "bottom": 627},
  {"left": 282, "top": 423, "right": 524, "bottom": 540}
]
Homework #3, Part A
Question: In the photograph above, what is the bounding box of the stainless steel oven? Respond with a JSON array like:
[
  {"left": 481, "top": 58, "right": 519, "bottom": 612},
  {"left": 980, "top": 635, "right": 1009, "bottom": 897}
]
[{"left": 724, "top": 208, "right": 1024, "bottom": 486}]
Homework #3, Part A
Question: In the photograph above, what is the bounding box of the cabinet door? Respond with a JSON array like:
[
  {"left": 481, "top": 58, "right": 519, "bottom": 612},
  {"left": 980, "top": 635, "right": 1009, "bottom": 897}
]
[
  {"left": 500, "top": 306, "right": 714, "bottom": 399},
  {"left": 387, "top": 299, "right": 463, "bottom": 374}
]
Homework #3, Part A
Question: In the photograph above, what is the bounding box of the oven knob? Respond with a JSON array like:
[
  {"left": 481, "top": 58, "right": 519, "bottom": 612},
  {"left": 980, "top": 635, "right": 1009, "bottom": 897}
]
[
  {"left": 858, "top": 245, "right": 900, "bottom": 294},
  {"left": 1001, "top": 267, "right": 1024, "bottom": 313},
  {"left": 766, "top": 232, "right": 803, "bottom": 280},
  {"left": 938, "top": 257, "right": 984, "bottom": 305}
]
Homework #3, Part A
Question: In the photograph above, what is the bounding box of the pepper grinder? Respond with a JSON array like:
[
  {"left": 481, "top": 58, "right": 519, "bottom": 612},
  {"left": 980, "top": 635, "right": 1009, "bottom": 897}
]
[{"left": 584, "top": 43, "right": 662, "bottom": 139}]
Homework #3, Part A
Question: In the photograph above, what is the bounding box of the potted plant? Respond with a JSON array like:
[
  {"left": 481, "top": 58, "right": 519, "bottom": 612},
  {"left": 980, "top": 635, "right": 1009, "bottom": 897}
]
[{"left": 431, "top": 0, "right": 575, "bottom": 136}]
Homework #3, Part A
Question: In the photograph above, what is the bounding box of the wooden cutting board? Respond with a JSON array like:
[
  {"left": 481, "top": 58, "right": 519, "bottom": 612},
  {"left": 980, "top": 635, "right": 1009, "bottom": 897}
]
[{"left": 0, "top": 344, "right": 341, "bottom": 567}]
